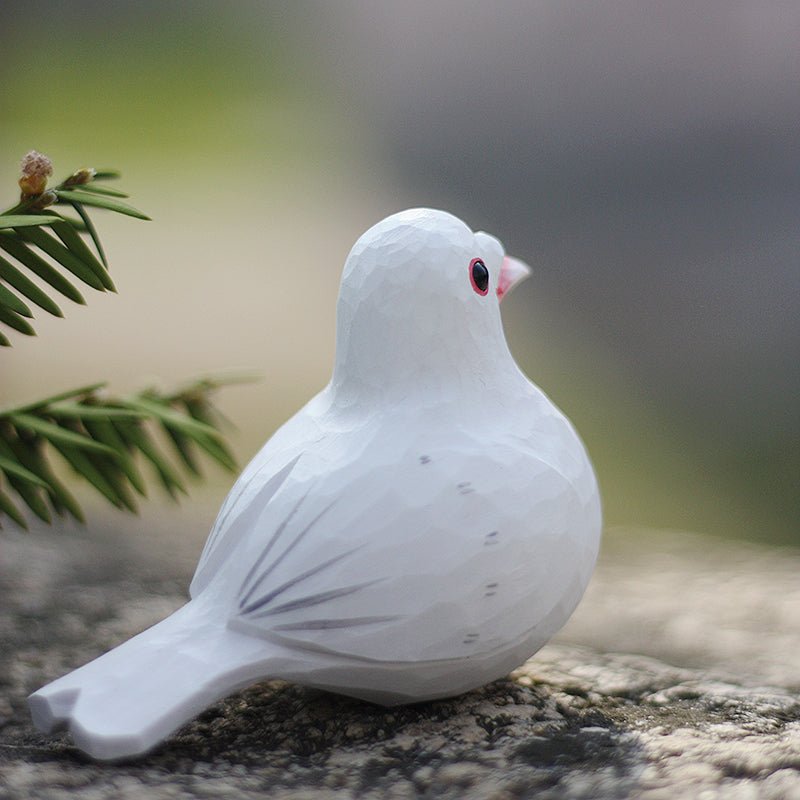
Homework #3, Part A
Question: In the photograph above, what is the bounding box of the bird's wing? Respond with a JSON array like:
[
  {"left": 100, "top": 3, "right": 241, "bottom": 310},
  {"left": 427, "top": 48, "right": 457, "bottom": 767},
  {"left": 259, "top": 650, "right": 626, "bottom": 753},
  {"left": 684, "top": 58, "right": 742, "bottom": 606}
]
[{"left": 219, "top": 430, "right": 599, "bottom": 665}]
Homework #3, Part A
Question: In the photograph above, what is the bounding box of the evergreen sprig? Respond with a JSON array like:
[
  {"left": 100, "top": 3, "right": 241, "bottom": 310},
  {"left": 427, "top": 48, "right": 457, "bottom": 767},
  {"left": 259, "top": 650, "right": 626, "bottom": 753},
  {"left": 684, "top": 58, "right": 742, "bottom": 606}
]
[
  {"left": 0, "top": 151, "right": 148, "bottom": 342},
  {"left": 0, "top": 380, "right": 239, "bottom": 529},
  {"left": 1, "top": 152, "right": 244, "bottom": 529}
]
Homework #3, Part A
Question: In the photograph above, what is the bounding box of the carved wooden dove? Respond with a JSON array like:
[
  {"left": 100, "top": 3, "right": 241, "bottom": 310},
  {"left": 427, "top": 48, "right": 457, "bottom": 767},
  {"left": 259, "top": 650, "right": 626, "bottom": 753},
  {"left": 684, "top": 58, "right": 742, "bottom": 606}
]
[{"left": 29, "top": 208, "right": 602, "bottom": 760}]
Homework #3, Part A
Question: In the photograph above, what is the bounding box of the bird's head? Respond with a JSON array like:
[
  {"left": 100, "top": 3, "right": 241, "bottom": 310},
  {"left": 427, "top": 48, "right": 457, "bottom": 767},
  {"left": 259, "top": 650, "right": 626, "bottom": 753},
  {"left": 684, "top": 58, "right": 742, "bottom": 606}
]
[{"left": 331, "top": 209, "right": 531, "bottom": 403}]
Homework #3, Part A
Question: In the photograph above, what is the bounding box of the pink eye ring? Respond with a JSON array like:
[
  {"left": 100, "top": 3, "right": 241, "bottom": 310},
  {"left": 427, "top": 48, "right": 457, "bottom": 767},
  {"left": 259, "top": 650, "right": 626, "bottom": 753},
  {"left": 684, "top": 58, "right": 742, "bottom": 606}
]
[{"left": 469, "top": 258, "right": 489, "bottom": 295}]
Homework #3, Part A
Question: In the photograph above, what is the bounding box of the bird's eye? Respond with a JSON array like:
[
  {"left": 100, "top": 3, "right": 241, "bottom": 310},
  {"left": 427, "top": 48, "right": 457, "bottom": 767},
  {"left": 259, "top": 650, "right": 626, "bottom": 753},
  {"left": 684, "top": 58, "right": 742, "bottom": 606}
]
[{"left": 469, "top": 258, "right": 489, "bottom": 296}]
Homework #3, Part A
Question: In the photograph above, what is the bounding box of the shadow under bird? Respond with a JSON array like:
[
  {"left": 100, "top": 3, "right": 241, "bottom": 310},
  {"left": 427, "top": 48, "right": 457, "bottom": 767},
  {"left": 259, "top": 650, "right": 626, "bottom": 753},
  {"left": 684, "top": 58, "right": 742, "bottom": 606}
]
[{"left": 29, "top": 208, "right": 602, "bottom": 760}]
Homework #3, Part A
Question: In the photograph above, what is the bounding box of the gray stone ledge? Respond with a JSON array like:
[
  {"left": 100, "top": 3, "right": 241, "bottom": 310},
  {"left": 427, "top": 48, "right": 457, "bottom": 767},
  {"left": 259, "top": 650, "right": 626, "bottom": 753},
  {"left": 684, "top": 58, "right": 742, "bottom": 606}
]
[{"left": 1, "top": 522, "right": 799, "bottom": 799}]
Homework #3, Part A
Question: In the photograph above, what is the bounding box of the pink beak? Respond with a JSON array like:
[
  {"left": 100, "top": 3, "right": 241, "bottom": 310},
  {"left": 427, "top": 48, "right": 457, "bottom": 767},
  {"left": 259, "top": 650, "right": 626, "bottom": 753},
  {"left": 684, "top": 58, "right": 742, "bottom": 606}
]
[{"left": 497, "top": 256, "right": 531, "bottom": 301}]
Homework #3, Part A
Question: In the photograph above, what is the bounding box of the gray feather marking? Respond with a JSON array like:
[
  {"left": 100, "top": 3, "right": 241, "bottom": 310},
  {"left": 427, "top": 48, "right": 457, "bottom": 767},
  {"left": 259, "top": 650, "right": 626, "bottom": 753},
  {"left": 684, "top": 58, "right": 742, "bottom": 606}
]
[
  {"left": 239, "top": 495, "right": 339, "bottom": 608},
  {"left": 240, "top": 546, "right": 363, "bottom": 614},
  {"left": 273, "top": 615, "right": 401, "bottom": 631},
  {"left": 239, "top": 489, "right": 309, "bottom": 607},
  {"left": 248, "top": 577, "right": 382, "bottom": 618}
]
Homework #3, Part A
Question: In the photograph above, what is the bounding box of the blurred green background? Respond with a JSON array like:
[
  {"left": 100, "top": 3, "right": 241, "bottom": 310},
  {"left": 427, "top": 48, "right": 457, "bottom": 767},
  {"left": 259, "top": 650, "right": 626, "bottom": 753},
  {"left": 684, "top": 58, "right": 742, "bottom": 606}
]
[{"left": 1, "top": 1, "right": 797, "bottom": 545}]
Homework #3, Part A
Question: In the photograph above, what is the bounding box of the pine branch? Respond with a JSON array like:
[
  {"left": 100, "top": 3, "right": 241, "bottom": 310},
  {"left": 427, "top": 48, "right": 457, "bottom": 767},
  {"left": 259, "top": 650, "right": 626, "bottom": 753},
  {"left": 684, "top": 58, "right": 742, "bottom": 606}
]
[
  {"left": 1, "top": 151, "right": 252, "bottom": 530},
  {"left": 0, "top": 151, "right": 149, "bottom": 342},
  {"left": 0, "top": 379, "right": 244, "bottom": 529}
]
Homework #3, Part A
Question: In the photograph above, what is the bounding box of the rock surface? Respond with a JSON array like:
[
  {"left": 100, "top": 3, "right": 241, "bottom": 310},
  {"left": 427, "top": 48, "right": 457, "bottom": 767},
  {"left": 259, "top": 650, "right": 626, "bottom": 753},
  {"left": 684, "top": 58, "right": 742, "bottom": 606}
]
[{"left": 1, "top": 518, "right": 799, "bottom": 799}]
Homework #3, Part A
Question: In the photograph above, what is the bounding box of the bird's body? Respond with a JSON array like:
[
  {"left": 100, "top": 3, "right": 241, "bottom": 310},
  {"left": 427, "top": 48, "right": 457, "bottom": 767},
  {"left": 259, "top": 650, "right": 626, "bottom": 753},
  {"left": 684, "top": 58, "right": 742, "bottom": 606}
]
[{"left": 29, "top": 209, "right": 601, "bottom": 760}]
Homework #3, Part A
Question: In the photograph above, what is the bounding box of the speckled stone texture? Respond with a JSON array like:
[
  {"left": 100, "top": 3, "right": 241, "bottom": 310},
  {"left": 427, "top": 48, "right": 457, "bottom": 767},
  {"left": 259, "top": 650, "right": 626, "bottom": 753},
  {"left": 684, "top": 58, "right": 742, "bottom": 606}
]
[{"left": 2, "top": 520, "right": 799, "bottom": 799}]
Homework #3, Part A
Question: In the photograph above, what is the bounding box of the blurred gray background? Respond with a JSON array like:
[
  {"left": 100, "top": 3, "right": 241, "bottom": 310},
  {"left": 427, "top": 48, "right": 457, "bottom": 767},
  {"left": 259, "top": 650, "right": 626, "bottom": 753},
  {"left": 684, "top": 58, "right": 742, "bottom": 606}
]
[{"left": 1, "top": 0, "right": 797, "bottom": 545}]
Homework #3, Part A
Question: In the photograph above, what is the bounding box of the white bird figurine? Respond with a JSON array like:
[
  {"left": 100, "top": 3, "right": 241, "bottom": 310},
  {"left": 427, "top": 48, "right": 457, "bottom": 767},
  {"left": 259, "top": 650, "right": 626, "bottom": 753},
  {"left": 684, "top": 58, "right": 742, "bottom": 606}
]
[{"left": 29, "top": 208, "right": 601, "bottom": 760}]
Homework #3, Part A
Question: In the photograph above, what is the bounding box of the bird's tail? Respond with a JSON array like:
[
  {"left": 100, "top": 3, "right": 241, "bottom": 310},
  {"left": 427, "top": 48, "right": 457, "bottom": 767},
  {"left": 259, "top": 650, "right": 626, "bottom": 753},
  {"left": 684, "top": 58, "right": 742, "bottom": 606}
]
[{"left": 28, "top": 599, "right": 278, "bottom": 761}]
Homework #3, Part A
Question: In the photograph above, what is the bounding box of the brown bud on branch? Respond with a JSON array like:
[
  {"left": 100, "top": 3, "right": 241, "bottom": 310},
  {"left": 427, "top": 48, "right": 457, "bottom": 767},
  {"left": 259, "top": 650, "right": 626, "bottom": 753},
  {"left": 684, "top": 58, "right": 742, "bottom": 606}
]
[
  {"left": 19, "top": 150, "right": 54, "bottom": 198},
  {"left": 64, "top": 167, "right": 97, "bottom": 187}
]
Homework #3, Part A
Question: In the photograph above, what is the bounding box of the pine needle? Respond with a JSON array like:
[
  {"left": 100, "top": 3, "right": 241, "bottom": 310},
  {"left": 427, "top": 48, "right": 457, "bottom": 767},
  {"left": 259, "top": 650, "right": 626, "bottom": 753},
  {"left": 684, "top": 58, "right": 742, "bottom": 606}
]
[{"left": 0, "top": 379, "right": 243, "bottom": 528}]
